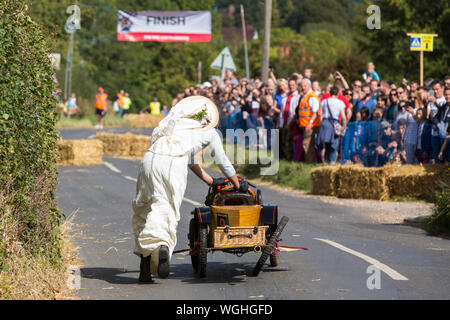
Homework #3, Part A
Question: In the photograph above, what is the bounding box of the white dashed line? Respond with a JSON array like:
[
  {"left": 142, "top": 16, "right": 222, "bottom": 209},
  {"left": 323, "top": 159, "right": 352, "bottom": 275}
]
[
  {"left": 183, "top": 197, "right": 202, "bottom": 206},
  {"left": 314, "top": 238, "right": 408, "bottom": 281},
  {"left": 103, "top": 161, "right": 121, "bottom": 174}
]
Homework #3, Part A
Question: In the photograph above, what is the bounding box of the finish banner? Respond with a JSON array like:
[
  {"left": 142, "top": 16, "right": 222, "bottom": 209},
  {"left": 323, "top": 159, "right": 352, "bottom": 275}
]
[{"left": 117, "top": 10, "right": 211, "bottom": 42}]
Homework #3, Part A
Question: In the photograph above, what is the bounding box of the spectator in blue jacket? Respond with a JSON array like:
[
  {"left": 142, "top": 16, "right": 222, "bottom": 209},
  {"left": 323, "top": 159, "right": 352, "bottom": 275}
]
[
  {"left": 416, "top": 108, "right": 432, "bottom": 163},
  {"left": 432, "top": 87, "right": 450, "bottom": 162},
  {"left": 363, "top": 62, "right": 380, "bottom": 83}
]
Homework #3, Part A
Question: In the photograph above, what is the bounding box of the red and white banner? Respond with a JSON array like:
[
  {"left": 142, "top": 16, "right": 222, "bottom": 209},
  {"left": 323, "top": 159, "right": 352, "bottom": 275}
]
[{"left": 117, "top": 10, "right": 211, "bottom": 42}]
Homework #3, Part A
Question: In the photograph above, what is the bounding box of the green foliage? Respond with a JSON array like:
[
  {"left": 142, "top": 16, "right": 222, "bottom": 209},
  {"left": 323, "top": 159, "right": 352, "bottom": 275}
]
[
  {"left": 30, "top": 0, "right": 223, "bottom": 112},
  {"left": 423, "top": 187, "right": 450, "bottom": 235},
  {"left": 284, "top": 0, "right": 348, "bottom": 33},
  {"left": 244, "top": 27, "right": 366, "bottom": 82},
  {"left": 0, "top": 0, "right": 62, "bottom": 265},
  {"left": 353, "top": 0, "right": 450, "bottom": 82},
  {"left": 28, "top": 0, "right": 362, "bottom": 111}
]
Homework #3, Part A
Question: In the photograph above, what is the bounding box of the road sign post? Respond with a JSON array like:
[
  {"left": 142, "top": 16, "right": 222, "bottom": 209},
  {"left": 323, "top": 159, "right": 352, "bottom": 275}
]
[
  {"left": 210, "top": 47, "right": 236, "bottom": 84},
  {"left": 407, "top": 33, "right": 438, "bottom": 86}
]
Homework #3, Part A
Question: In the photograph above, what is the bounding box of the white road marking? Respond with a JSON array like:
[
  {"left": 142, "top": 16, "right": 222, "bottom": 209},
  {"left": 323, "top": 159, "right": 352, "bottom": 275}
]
[
  {"left": 314, "top": 238, "right": 408, "bottom": 281},
  {"left": 103, "top": 161, "right": 121, "bottom": 174},
  {"left": 183, "top": 197, "right": 202, "bottom": 206},
  {"left": 103, "top": 160, "right": 202, "bottom": 207}
]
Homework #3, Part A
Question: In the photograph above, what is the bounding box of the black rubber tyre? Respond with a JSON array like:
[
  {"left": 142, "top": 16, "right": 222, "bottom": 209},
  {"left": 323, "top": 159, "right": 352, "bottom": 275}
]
[
  {"left": 189, "top": 218, "right": 199, "bottom": 272},
  {"left": 253, "top": 216, "right": 289, "bottom": 276},
  {"left": 269, "top": 249, "right": 279, "bottom": 267},
  {"left": 198, "top": 223, "right": 208, "bottom": 278}
]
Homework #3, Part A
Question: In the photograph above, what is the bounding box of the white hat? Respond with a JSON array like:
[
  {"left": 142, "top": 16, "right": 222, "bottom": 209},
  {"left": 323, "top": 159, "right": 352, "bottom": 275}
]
[
  {"left": 171, "top": 95, "right": 219, "bottom": 130},
  {"left": 202, "top": 81, "right": 212, "bottom": 88},
  {"left": 149, "top": 96, "right": 220, "bottom": 156}
]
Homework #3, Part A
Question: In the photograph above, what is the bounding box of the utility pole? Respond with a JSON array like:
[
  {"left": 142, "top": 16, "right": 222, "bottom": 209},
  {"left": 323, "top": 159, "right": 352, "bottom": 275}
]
[
  {"left": 240, "top": 4, "right": 250, "bottom": 79},
  {"left": 64, "top": 3, "right": 80, "bottom": 99},
  {"left": 197, "top": 61, "right": 202, "bottom": 84},
  {"left": 261, "top": 0, "right": 272, "bottom": 83},
  {"left": 64, "top": 32, "right": 74, "bottom": 100}
]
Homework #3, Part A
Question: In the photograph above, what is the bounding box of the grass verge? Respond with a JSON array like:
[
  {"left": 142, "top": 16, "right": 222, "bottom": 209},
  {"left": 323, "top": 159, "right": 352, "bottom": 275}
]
[
  {"left": 0, "top": 216, "right": 80, "bottom": 300},
  {"left": 56, "top": 114, "right": 131, "bottom": 129}
]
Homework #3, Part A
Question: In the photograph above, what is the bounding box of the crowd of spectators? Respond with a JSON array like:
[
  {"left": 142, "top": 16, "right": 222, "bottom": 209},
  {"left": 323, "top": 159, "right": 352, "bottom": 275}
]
[{"left": 172, "top": 64, "right": 450, "bottom": 166}]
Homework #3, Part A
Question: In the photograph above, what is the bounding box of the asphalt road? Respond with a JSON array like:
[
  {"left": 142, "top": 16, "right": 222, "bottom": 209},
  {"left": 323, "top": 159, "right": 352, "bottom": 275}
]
[{"left": 56, "top": 129, "right": 450, "bottom": 300}]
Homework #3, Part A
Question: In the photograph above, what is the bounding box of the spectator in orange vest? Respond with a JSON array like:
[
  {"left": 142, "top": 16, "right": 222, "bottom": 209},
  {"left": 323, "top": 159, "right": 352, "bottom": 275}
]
[
  {"left": 117, "top": 89, "right": 125, "bottom": 118},
  {"left": 295, "top": 79, "right": 321, "bottom": 163},
  {"left": 95, "top": 87, "right": 108, "bottom": 129}
]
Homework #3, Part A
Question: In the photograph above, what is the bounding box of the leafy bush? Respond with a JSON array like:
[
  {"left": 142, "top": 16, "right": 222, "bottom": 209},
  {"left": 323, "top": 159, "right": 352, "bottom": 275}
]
[
  {"left": 424, "top": 188, "right": 450, "bottom": 235},
  {"left": 0, "top": 0, "right": 62, "bottom": 270}
]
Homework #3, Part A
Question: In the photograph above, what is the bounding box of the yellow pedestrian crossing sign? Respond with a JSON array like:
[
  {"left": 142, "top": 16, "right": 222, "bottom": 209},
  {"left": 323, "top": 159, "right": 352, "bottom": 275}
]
[
  {"left": 409, "top": 33, "right": 434, "bottom": 52},
  {"left": 406, "top": 32, "right": 438, "bottom": 86}
]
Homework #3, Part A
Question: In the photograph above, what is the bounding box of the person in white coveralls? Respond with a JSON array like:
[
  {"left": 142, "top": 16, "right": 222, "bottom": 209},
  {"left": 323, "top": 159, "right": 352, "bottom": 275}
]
[{"left": 132, "top": 96, "right": 246, "bottom": 283}]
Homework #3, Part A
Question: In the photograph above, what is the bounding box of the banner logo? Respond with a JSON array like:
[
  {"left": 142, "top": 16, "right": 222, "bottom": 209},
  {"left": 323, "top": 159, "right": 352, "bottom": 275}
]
[{"left": 117, "top": 10, "right": 211, "bottom": 42}]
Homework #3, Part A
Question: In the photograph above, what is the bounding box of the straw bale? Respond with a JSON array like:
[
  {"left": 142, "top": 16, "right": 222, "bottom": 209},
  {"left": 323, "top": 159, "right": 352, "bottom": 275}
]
[
  {"left": 96, "top": 132, "right": 151, "bottom": 157},
  {"left": 126, "top": 114, "right": 166, "bottom": 128},
  {"left": 310, "top": 165, "right": 340, "bottom": 196},
  {"left": 385, "top": 163, "right": 449, "bottom": 199},
  {"left": 334, "top": 165, "right": 388, "bottom": 200},
  {"left": 96, "top": 132, "right": 133, "bottom": 156},
  {"left": 129, "top": 134, "right": 151, "bottom": 157},
  {"left": 57, "top": 139, "right": 103, "bottom": 166}
]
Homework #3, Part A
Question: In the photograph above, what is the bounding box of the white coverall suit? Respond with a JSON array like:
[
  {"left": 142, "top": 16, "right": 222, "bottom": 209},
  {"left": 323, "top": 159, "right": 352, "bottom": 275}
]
[{"left": 131, "top": 96, "right": 235, "bottom": 272}]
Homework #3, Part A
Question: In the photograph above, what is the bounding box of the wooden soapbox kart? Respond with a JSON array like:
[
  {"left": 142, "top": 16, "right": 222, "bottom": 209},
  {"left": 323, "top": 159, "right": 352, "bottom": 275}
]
[{"left": 188, "top": 178, "right": 289, "bottom": 278}]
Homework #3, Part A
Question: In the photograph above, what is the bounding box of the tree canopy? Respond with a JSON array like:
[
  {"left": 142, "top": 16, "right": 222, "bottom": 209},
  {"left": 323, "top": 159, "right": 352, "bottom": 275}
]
[{"left": 27, "top": 0, "right": 449, "bottom": 111}]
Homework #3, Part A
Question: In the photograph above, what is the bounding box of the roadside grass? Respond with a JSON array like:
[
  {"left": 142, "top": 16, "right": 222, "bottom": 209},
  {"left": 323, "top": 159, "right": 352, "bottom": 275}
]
[
  {"left": 0, "top": 224, "right": 79, "bottom": 300},
  {"left": 56, "top": 113, "right": 131, "bottom": 129},
  {"left": 236, "top": 160, "right": 319, "bottom": 193}
]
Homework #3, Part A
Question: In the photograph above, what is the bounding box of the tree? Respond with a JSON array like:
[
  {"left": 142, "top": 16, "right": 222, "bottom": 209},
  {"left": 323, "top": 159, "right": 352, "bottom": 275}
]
[
  {"left": 284, "top": 0, "right": 348, "bottom": 33},
  {"left": 353, "top": 0, "right": 450, "bottom": 82}
]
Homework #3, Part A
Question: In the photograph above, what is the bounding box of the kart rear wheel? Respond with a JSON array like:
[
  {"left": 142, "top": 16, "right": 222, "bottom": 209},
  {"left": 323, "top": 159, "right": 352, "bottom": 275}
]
[
  {"left": 253, "top": 216, "right": 288, "bottom": 276},
  {"left": 198, "top": 223, "right": 208, "bottom": 278},
  {"left": 189, "top": 219, "right": 199, "bottom": 272}
]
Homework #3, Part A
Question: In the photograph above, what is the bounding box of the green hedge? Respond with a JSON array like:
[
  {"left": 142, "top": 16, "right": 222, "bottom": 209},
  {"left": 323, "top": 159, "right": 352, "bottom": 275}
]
[
  {"left": 424, "top": 188, "right": 450, "bottom": 235},
  {"left": 0, "top": 0, "right": 62, "bottom": 268}
]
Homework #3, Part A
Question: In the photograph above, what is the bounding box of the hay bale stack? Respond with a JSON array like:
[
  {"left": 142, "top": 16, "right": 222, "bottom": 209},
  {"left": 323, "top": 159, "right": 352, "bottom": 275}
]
[
  {"left": 96, "top": 132, "right": 151, "bottom": 157},
  {"left": 334, "top": 165, "right": 388, "bottom": 200},
  {"left": 385, "top": 164, "right": 449, "bottom": 200},
  {"left": 126, "top": 114, "right": 166, "bottom": 128},
  {"left": 310, "top": 165, "right": 340, "bottom": 196},
  {"left": 310, "top": 163, "right": 449, "bottom": 201},
  {"left": 57, "top": 139, "right": 103, "bottom": 166},
  {"left": 96, "top": 132, "right": 133, "bottom": 156},
  {"left": 129, "top": 134, "right": 151, "bottom": 157}
]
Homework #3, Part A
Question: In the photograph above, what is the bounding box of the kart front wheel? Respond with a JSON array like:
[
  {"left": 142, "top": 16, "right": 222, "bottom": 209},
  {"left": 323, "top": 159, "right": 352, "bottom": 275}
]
[{"left": 253, "top": 216, "right": 288, "bottom": 276}]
